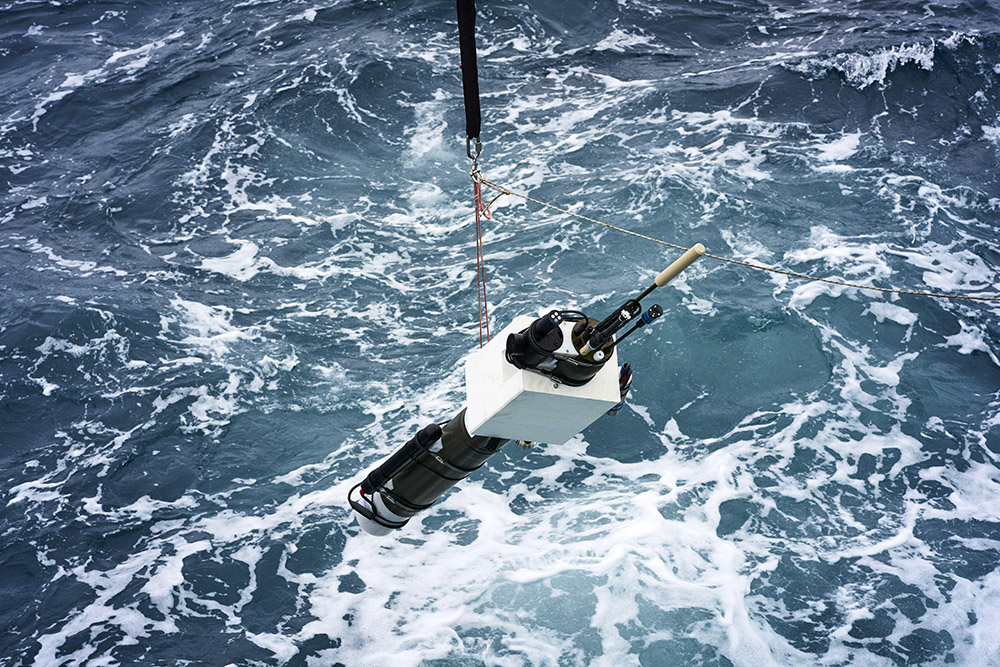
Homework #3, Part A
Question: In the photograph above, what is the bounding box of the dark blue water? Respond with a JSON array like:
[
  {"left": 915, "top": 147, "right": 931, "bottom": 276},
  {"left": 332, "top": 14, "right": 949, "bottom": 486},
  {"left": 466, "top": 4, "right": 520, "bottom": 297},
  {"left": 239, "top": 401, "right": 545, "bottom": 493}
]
[{"left": 2, "top": 1, "right": 999, "bottom": 665}]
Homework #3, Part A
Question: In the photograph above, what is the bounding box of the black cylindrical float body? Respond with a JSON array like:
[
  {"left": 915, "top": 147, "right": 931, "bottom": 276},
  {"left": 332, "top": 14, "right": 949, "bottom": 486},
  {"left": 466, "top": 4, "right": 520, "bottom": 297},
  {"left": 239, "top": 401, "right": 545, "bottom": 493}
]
[
  {"left": 360, "top": 423, "right": 442, "bottom": 496},
  {"left": 376, "top": 408, "right": 508, "bottom": 520}
]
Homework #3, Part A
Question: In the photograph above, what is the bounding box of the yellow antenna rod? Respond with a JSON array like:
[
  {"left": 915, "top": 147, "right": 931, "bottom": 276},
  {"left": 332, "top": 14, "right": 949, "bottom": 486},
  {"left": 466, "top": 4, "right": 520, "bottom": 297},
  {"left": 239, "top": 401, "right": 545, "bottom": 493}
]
[{"left": 637, "top": 243, "right": 706, "bottom": 301}]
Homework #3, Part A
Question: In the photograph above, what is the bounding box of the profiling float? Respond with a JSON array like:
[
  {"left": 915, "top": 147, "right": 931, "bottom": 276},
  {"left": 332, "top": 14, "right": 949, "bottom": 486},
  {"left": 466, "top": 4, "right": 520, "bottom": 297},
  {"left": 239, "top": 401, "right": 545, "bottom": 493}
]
[{"left": 348, "top": 244, "right": 705, "bottom": 536}]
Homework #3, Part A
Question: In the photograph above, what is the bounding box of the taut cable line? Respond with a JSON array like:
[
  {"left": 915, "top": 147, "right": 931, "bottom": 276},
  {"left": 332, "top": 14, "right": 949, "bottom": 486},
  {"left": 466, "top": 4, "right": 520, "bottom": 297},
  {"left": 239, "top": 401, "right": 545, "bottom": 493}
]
[{"left": 477, "top": 176, "right": 1000, "bottom": 303}]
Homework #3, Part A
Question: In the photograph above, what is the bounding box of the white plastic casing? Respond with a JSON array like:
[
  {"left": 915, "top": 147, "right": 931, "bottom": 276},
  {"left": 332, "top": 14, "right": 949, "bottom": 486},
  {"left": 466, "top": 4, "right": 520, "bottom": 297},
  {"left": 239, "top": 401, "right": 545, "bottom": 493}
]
[
  {"left": 464, "top": 315, "right": 621, "bottom": 445},
  {"left": 349, "top": 484, "right": 409, "bottom": 536}
]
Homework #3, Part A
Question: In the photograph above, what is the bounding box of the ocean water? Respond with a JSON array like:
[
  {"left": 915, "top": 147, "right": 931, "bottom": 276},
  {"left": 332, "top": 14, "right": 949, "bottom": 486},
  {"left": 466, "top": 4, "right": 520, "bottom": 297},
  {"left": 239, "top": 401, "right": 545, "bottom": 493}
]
[{"left": 2, "top": 0, "right": 1000, "bottom": 665}]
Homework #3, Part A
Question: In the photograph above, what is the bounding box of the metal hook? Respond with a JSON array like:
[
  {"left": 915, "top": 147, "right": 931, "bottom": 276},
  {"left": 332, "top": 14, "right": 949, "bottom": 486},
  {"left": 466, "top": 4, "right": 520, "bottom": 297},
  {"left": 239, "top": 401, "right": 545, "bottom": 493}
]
[{"left": 466, "top": 136, "right": 482, "bottom": 161}]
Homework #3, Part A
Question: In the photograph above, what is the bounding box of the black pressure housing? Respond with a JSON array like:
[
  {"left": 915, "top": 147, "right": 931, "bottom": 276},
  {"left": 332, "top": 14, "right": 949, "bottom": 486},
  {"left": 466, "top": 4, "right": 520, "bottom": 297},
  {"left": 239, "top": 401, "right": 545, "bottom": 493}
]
[
  {"left": 365, "top": 409, "right": 508, "bottom": 526},
  {"left": 360, "top": 423, "right": 442, "bottom": 496},
  {"left": 505, "top": 310, "right": 563, "bottom": 370}
]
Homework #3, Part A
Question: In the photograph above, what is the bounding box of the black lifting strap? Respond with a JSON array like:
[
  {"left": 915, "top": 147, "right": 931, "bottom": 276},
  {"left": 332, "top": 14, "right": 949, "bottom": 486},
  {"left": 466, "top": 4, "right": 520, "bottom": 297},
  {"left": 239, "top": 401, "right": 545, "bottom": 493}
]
[{"left": 456, "top": 0, "right": 481, "bottom": 157}]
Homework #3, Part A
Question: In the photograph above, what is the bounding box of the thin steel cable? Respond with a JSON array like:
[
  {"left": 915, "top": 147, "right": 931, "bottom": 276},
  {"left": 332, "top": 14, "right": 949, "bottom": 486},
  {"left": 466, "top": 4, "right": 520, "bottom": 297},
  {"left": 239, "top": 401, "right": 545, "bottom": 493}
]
[
  {"left": 472, "top": 173, "right": 491, "bottom": 345},
  {"left": 478, "top": 177, "right": 1000, "bottom": 303}
]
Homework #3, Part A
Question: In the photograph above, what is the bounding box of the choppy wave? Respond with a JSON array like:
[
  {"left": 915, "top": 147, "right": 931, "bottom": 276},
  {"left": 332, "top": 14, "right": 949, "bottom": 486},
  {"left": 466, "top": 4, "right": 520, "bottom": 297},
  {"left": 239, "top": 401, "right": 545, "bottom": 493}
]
[{"left": 787, "top": 42, "right": 939, "bottom": 90}]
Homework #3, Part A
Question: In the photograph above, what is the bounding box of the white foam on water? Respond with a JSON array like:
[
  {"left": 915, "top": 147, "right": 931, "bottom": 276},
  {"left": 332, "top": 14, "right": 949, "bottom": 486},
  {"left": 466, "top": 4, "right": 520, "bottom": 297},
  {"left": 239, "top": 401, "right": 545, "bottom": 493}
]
[
  {"left": 983, "top": 125, "right": 1000, "bottom": 146},
  {"left": 592, "top": 28, "right": 655, "bottom": 53},
  {"left": 940, "top": 320, "right": 999, "bottom": 364},
  {"left": 160, "top": 298, "right": 258, "bottom": 361},
  {"left": 876, "top": 172, "right": 994, "bottom": 241},
  {"left": 112, "top": 495, "right": 200, "bottom": 522},
  {"left": 865, "top": 301, "right": 918, "bottom": 338},
  {"left": 153, "top": 382, "right": 242, "bottom": 434},
  {"left": 199, "top": 239, "right": 262, "bottom": 281},
  {"left": 138, "top": 298, "right": 268, "bottom": 436},
  {"left": 30, "top": 375, "right": 59, "bottom": 396},
  {"left": 402, "top": 90, "right": 450, "bottom": 164},
  {"left": 813, "top": 132, "right": 861, "bottom": 162},
  {"left": 21, "top": 195, "right": 47, "bottom": 209},
  {"left": 720, "top": 141, "right": 771, "bottom": 181},
  {"left": 788, "top": 42, "right": 937, "bottom": 89},
  {"left": 31, "top": 69, "right": 103, "bottom": 129},
  {"left": 34, "top": 545, "right": 178, "bottom": 666},
  {"left": 24, "top": 237, "right": 129, "bottom": 277},
  {"left": 785, "top": 228, "right": 894, "bottom": 308},
  {"left": 311, "top": 395, "right": 901, "bottom": 665},
  {"left": 30, "top": 30, "right": 186, "bottom": 128},
  {"left": 682, "top": 50, "right": 825, "bottom": 80},
  {"left": 636, "top": 109, "right": 805, "bottom": 201},
  {"left": 892, "top": 241, "right": 996, "bottom": 296},
  {"left": 105, "top": 30, "right": 184, "bottom": 79}
]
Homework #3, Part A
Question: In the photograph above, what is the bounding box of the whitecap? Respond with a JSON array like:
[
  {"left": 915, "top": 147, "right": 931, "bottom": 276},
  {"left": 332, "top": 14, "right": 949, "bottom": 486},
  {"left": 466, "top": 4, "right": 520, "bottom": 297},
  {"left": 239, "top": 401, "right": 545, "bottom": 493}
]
[
  {"left": 788, "top": 42, "right": 937, "bottom": 89},
  {"left": 813, "top": 132, "right": 861, "bottom": 162}
]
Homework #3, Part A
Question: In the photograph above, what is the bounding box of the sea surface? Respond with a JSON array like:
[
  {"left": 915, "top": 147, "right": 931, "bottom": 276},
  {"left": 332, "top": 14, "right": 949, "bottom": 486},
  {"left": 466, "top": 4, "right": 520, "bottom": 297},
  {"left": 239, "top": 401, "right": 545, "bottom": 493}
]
[{"left": 2, "top": 1, "right": 1000, "bottom": 665}]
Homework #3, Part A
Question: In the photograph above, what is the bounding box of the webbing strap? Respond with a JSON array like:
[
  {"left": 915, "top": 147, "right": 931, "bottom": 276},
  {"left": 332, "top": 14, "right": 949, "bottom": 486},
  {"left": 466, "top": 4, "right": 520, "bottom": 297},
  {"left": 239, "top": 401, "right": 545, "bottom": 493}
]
[{"left": 456, "top": 0, "right": 481, "bottom": 142}]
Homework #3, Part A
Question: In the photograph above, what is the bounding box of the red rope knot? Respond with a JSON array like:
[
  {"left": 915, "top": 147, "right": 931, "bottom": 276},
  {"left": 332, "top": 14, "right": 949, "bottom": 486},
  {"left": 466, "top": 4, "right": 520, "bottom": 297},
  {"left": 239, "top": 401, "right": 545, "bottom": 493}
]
[{"left": 473, "top": 173, "right": 492, "bottom": 220}]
